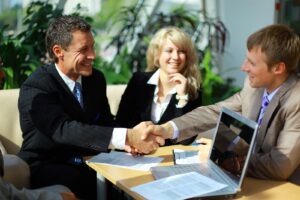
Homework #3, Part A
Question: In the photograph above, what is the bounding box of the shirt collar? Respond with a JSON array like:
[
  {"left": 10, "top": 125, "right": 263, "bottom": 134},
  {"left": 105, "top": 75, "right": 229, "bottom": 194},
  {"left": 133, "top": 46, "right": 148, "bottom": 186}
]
[
  {"left": 263, "top": 86, "right": 281, "bottom": 102},
  {"left": 147, "top": 69, "right": 160, "bottom": 85},
  {"left": 55, "top": 64, "right": 82, "bottom": 92}
]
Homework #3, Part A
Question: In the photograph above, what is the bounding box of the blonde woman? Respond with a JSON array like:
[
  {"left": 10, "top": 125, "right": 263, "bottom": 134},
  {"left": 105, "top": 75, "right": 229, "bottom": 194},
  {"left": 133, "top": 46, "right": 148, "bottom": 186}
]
[{"left": 116, "top": 26, "right": 202, "bottom": 145}]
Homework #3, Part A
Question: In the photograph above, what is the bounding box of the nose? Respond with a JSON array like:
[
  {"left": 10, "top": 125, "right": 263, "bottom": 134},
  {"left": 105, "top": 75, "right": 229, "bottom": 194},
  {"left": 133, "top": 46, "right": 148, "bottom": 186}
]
[
  {"left": 87, "top": 48, "right": 96, "bottom": 60},
  {"left": 241, "top": 60, "right": 249, "bottom": 72},
  {"left": 171, "top": 51, "right": 179, "bottom": 59}
]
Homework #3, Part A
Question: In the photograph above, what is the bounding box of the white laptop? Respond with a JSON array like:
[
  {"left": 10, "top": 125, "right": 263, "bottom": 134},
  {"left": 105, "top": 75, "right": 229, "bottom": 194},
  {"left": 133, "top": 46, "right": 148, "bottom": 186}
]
[{"left": 150, "top": 107, "right": 259, "bottom": 198}]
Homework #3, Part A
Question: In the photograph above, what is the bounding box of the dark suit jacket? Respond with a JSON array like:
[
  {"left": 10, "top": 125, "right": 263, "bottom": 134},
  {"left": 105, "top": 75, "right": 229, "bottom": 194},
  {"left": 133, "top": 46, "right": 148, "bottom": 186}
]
[
  {"left": 116, "top": 71, "right": 202, "bottom": 145},
  {"left": 18, "top": 64, "right": 115, "bottom": 167}
]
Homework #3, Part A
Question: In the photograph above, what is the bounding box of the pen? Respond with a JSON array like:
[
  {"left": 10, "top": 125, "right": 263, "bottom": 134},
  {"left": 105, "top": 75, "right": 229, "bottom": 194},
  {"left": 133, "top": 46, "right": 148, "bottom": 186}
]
[{"left": 172, "top": 149, "right": 177, "bottom": 165}]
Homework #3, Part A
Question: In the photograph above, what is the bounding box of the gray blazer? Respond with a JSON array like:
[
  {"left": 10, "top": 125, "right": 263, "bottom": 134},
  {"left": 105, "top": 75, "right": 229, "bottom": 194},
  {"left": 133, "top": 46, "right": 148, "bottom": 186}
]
[
  {"left": 0, "top": 150, "right": 69, "bottom": 200},
  {"left": 173, "top": 74, "right": 300, "bottom": 183}
]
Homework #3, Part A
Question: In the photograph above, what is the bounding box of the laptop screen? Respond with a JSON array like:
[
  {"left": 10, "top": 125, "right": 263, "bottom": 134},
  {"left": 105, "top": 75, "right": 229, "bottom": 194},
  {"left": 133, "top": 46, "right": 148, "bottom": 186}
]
[{"left": 209, "top": 107, "right": 258, "bottom": 183}]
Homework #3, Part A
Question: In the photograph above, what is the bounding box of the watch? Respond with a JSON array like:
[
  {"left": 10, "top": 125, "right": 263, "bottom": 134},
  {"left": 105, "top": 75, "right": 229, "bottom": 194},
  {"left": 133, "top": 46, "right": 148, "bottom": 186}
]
[{"left": 176, "top": 94, "right": 189, "bottom": 101}]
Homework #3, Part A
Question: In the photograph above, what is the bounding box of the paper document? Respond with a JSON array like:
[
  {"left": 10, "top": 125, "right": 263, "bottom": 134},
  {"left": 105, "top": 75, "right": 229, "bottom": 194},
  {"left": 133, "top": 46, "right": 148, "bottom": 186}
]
[
  {"left": 173, "top": 149, "right": 200, "bottom": 164},
  {"left": 131, "top": 171, "right": 228, "bottom": 200},
  {"left": 86, "top": 151, "right": 164, "bottom": 171}
]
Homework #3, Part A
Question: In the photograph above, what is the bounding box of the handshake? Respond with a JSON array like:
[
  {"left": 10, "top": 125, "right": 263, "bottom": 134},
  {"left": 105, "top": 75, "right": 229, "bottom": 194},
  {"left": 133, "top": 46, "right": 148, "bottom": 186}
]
[{"left": 125, "top": 121, "right": 173, "bottom": 154}]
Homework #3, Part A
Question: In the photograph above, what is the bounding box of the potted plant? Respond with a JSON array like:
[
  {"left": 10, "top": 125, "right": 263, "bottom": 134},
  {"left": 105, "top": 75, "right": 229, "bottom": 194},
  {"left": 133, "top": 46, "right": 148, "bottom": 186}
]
[
  {"left": 0, "top": 1, "right": 91, "bottom": 89},
  {"left": 99, "top": 1, "right": 240, "bottom": 104}
]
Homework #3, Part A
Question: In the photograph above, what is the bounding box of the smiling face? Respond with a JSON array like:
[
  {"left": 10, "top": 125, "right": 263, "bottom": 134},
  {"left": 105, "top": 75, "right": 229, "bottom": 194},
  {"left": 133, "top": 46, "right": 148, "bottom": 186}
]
[
  {"left": 158, "top": 39, "right": 186, "bottom": 75},
  {"left": 54, "top": 30, "right": 95, "bottom": 80},
  {"left": 241, "top": 47, "right": 278, "bottom": 92}
]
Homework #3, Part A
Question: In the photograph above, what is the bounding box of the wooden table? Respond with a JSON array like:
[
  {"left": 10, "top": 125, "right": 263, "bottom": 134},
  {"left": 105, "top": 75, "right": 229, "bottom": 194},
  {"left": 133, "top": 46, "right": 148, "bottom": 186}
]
[{"left": 86, "top": 145, "right": 300, "bottom": 200}]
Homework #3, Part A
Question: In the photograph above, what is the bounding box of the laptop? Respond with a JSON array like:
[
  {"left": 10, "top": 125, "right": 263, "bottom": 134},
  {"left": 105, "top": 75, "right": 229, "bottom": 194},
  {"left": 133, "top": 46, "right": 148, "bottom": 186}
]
[{"left": 150, "top": 107, "right": 259, "bottom": 198}]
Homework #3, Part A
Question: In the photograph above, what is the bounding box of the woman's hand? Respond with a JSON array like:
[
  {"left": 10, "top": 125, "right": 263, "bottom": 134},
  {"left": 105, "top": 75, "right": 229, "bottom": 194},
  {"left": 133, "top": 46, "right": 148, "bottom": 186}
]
[{"left": 169, "top": 73, "right": 187, "bottom": 96}]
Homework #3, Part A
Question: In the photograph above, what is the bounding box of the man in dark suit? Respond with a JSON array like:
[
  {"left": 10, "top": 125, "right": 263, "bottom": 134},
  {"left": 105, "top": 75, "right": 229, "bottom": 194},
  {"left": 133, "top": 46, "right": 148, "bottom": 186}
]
[{"left": 17, "top": 16, "right": 163, "bottom": 200}]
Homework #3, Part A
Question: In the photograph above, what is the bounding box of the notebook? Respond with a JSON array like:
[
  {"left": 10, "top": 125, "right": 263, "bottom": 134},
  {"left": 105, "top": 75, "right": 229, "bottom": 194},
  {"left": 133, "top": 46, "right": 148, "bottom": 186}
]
[
  {"left": 150, "top": 107, "right": 259, "bottom": 198},
  {"left": 172, "top": 149, "right": 199, "bottom": 164}
]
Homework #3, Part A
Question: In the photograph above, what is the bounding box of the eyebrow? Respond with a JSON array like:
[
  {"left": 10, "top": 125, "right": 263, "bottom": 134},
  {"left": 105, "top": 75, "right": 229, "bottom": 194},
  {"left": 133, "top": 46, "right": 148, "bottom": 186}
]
[{"left": 247, "top": 57, "right": 255, "bottom": 65}]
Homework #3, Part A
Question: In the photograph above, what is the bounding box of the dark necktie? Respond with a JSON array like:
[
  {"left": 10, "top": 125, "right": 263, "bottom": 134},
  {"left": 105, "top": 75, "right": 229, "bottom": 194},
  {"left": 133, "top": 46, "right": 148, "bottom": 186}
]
[
  {"left": 73, "top": 82, "right": 84, "bottom": 108},
  {"left": 257, "top": 95, "right": 269, "bottom": 125}
]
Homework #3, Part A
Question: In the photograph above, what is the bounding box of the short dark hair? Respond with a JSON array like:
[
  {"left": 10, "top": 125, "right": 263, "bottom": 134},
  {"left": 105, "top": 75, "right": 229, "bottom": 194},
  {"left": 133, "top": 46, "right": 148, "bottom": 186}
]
[
  {"left": 247, "top": 24, "right": 300, "bottom": 73},
  {"left": 45, "top": 15, "right": 91, "bottom": 62}
]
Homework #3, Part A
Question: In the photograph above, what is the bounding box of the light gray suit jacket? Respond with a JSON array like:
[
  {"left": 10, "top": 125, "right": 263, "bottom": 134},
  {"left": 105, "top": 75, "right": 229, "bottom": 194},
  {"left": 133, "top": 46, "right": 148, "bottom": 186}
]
[
  {"left": 0, "top": 150, "right": 69, "bottom": 200},
  {"left": 173, "top": 74, "right": 300, "bottom": 183}
]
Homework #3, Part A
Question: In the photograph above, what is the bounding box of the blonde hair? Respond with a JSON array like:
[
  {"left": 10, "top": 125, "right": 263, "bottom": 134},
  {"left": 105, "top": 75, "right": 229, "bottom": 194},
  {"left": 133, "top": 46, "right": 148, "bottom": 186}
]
[{"left": 146, "top": 27, "right": 201, "bottom": 100}]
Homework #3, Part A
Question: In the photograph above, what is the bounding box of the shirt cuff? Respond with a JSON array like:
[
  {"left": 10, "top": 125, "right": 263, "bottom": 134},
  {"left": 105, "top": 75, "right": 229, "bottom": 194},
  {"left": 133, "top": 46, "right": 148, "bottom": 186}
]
[
  {"left": 109, "top": 128, "right": 127, "bottom": 150},
  {"left": 169, "top": 121, "right": 179, "bottom": 139}
]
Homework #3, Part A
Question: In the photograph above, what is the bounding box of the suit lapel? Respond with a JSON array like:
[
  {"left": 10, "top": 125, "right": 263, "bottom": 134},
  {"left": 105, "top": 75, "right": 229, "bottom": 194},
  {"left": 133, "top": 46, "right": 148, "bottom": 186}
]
[
  {"left": 80, "top": 77, "right": 88, "bottom": 110},
  {"left": 256, "top": 74, "right": 298, "bottom": 149},
  {"left": 140, "top": 84, "right": 155, "bottom": 121},
  {"left": 248, "top": 88, "right": 264, "bottom": 121},
  {"left": 47, "top": 64, "right": 84, "bottom": 112},
  {"left": 47, "top": 64, "right": 73, "bottom": 95},
  {"left": 159, "top": 94, "right": 177, "bottom": 123}
]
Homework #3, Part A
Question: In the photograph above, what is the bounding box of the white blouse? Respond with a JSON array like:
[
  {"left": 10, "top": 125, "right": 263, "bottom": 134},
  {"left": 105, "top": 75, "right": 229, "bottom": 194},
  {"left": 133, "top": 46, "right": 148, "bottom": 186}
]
[{"left": 147, "top": 69, "right": 177, "bottom": 123}]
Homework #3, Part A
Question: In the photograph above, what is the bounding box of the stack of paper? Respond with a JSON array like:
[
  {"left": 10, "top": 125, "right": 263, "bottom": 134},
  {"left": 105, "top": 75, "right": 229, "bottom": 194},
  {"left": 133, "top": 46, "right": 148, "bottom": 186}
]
[
  {"left": 131, "top": 171, "right": 228, "bottom": 200},
  {"left": 86, "top": 151, "right": 164, "bottom": 171}
]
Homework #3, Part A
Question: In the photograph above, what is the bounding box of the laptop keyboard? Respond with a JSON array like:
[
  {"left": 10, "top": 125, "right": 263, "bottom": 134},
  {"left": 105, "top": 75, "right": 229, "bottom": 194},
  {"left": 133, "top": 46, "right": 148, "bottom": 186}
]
[
  {"left": 175, "top": 164, "right": 226, "bottom": 183},
  {"left": 173, "top": 167, "right": 234, "bottom": 195},
  {"left": 152, "top": 163, "right": 224, "bottom": 183},
  {"left": 151, "top": 163, "right": 234, "bottom": 195}
]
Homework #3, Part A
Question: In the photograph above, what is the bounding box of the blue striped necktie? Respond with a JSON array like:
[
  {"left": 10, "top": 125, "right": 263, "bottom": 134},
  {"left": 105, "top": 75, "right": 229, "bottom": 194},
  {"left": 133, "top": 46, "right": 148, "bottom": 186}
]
[
  {"left": 73, "top": 82, "right": 84, "bottom": 108},
  {"left": 257, "top": 95, "right": 269, "bottom": 125}
]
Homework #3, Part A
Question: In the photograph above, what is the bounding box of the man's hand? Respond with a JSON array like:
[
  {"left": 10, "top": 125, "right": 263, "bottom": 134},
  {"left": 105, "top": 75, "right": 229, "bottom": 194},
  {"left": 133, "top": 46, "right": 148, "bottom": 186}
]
[
  {"left": 140, "top": 122, "right": 174, "bottom": 141},
  {"left": 126, "top": 129, "right": 163, "bottom": 154},
  {"left": 61, "top": 192, "right": 78, "bottom": 200},
  {"left": 197, "top": 138, "right": 212, "bottom": 162},
  {"left": 126, "top": 121, "right": 165, "bottom": 154}
]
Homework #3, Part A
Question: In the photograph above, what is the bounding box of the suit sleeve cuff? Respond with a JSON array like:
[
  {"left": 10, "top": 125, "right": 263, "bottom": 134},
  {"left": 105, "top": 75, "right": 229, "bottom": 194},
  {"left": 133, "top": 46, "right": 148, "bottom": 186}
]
[
  {"left": 169, "top": 121, "right": 179, "bottom": 139},
  {"left": 109, "top": 128, "right": 126, "bottom": 150}
]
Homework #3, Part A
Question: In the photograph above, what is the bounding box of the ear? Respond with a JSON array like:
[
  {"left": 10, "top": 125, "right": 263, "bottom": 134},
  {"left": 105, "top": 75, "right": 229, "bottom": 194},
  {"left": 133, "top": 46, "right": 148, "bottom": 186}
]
[
  {"left": 272, "top": 62, "right": 286, "bottom": 75},
  {"left": 52, "top": 45, "right": 64, "bottom": 60}
]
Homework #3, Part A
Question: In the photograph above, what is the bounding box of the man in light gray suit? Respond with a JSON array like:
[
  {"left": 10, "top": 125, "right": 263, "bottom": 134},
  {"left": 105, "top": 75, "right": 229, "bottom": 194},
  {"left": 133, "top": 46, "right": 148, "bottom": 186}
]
[
  {"left": 140, "top": 24, "right": 300, "bottom": 184},
  {"left": 0, "top": 150, "right": 78, "bottom": 200}
]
